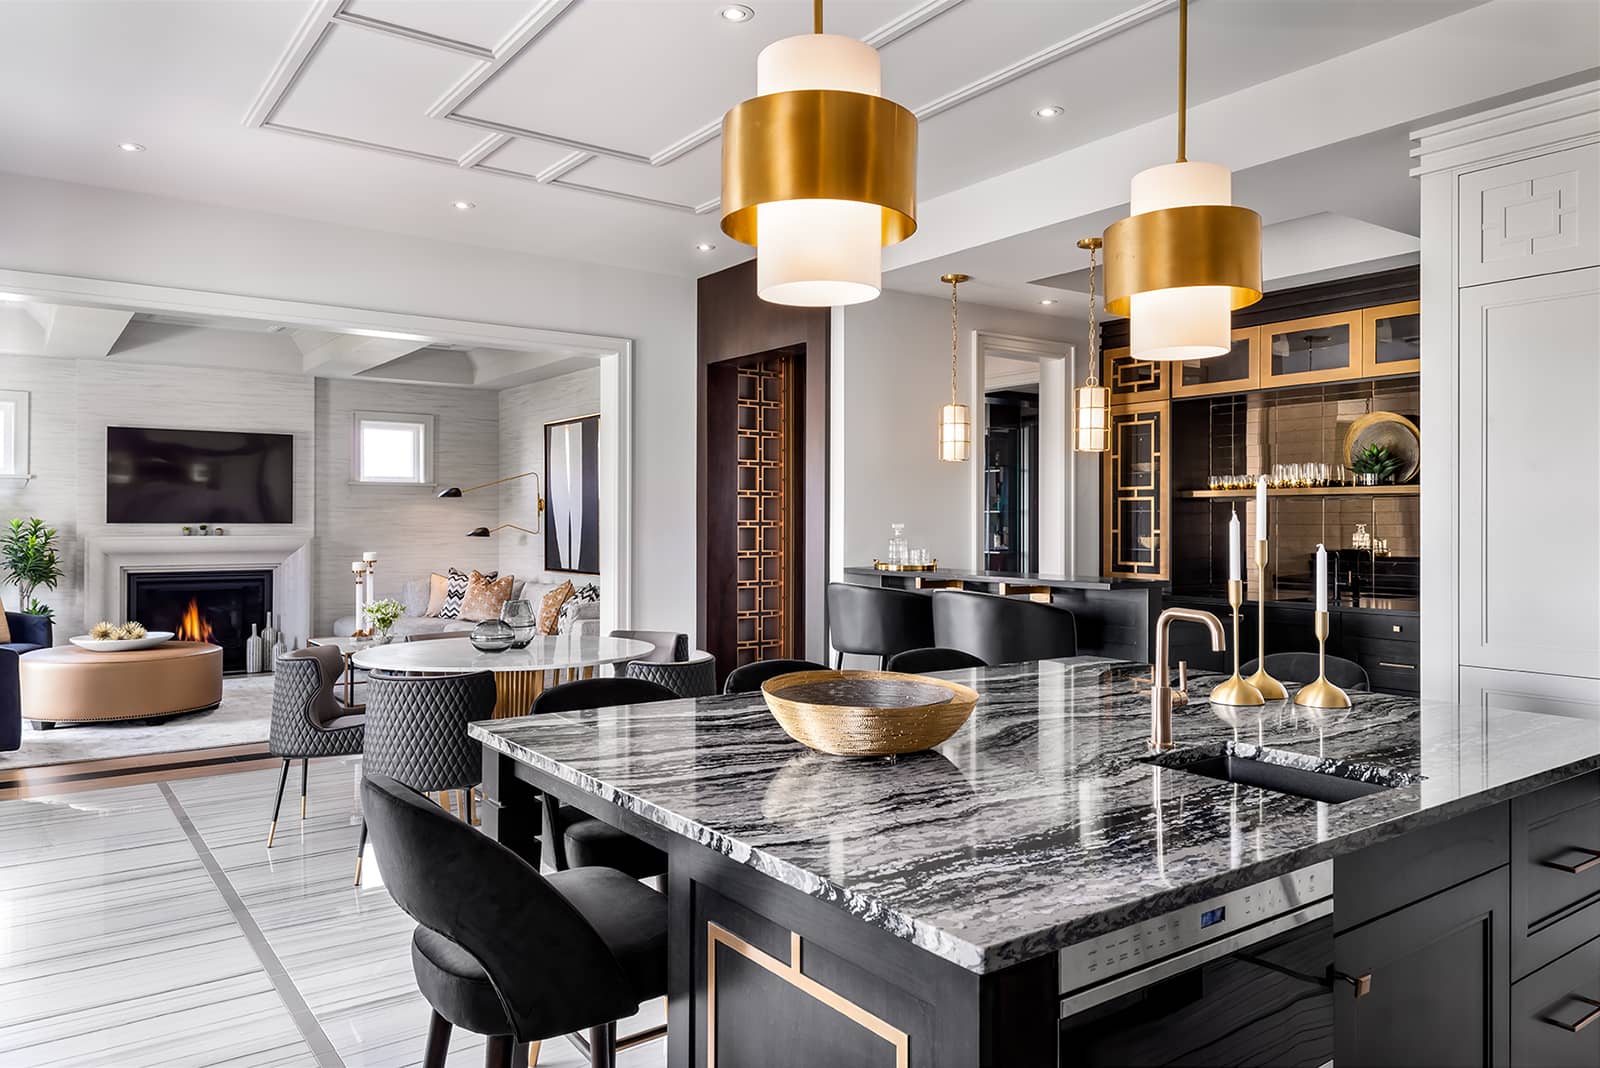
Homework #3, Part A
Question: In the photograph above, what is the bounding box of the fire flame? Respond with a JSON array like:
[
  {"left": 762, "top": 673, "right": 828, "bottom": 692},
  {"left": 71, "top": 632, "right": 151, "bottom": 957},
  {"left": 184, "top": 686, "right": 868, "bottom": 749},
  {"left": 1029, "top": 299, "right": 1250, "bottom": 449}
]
[{"left": 175, "top": 598, "right": 214, "bottom": 643}]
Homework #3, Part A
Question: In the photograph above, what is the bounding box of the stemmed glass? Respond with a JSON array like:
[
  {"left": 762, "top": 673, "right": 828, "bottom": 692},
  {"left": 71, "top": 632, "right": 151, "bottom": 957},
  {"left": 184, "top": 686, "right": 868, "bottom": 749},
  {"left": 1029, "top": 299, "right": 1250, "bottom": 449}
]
[{"left": 500, "top": 599, "right": 538, "bottom": 648}]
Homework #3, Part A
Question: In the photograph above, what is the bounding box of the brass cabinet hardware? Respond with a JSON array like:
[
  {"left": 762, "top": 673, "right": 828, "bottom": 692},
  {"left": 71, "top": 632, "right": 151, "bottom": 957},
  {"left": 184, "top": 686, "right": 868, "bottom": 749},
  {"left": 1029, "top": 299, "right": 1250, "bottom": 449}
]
[
  {"left": 1542, "top": 846, "right": 1600, "bottom": 875},
  {"left": 1549, "top": 995, "right": 1600, "bottom": 1033},
  {"left": 1391, "top": 624, "right": 1403, "bottom": 633},
  {"left": 1378, "top": 662, "right": 1416, "bottom": 670},
  {"left": 1331, "top": 970, "right": 1372, "bottom": 998}
]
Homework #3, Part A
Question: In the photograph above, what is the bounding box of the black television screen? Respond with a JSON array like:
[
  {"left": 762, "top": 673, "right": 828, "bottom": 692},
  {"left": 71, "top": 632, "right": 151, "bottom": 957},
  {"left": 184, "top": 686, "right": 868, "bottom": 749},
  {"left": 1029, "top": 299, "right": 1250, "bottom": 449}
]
[{"left": 106, "top": 426, "right": 294, "bottom": 524}]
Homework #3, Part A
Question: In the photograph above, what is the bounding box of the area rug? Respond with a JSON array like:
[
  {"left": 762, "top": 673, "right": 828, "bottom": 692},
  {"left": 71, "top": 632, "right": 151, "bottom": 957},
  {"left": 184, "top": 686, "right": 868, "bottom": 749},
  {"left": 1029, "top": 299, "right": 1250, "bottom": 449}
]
[{"left": 0, "top": 674, "right": 275, "bottom": 769}]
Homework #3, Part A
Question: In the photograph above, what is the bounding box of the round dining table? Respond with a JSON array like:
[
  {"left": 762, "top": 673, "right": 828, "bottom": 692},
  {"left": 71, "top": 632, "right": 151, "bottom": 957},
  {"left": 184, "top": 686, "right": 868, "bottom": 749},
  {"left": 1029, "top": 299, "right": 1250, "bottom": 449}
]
[{"left": 350, "top": 633, "right": 654, "bottom": 718}]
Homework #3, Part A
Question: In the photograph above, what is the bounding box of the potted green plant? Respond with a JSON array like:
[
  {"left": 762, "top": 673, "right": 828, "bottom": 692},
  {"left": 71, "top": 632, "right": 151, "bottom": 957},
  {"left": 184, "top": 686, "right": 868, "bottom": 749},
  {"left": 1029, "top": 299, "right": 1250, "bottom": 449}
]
[
  {"left": 2, "top": 517, "right": 63, "bottom": 620},
  {"left": 363, "top": 598, "right": 404, "bottom": 643},
  {"left": 1351, "top": 444, "right": 1402, "bottom": 486}
]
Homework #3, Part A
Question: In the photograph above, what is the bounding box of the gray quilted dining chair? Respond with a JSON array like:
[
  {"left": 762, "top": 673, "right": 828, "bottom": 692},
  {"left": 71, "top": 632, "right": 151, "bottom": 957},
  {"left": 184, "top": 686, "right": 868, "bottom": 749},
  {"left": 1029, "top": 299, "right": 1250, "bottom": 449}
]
[
  {"left": 267, "top": 646, "right": 364, "bottom": 849},
  {"left": 354, "top": 669, "right": 496, "bottom": 885}
]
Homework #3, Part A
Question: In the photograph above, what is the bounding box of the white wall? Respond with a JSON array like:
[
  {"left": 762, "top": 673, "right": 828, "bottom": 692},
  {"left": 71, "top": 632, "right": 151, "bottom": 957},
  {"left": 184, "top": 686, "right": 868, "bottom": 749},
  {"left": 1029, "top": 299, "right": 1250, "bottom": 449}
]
[
  {"left": 0, "top": 357, "right": 81, "bottom": 628},
  {"left": 834, "top": 290, "right": 1082, "bottom": 572},
  {"left": 496, "top": 368, "right": 601, "bottom": 588},
  {"left": 0, "top": 171, "right": 699, "bottom": 634},
  {"left": 314, "top": 378, "right": 500, "bottom": 630}
]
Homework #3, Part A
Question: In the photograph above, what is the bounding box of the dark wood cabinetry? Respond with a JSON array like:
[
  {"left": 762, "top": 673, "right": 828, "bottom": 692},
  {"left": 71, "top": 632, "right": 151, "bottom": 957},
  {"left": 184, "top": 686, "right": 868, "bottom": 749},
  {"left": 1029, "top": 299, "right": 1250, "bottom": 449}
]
[{"left": 1511, "top": 935, "right": 1600, "bottom": 1067}]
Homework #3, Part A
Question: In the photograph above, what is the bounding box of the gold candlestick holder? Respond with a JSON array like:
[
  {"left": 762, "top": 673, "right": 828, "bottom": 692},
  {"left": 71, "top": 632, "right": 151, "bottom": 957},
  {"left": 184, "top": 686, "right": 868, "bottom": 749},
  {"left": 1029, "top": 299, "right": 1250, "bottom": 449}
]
[
  {"left": 1245, "top": 539, "right": 1286, "bottom": 700},
  {"left": 1210, "top": 579, "right": 1264, "bottom": 706},
  {"left": 1293, "top": 610, "right": 1351, "bottom": 709}
]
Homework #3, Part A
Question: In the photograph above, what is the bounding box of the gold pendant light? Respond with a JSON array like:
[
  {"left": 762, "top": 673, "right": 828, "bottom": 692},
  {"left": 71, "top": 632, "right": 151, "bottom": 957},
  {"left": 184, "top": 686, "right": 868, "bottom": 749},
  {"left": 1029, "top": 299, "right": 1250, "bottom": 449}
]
[
  {"left": 937, "top": 273, "right": 970, "bottom": 463},
  {"left": 720, "top": 0, "right": 918, "bottom": 307},
  {"left": 1102, "top": 0, "right": 1261, "bottom": 360},
  {"left": 1073, "top": 238, "right": 1109, "bottom": 453}
]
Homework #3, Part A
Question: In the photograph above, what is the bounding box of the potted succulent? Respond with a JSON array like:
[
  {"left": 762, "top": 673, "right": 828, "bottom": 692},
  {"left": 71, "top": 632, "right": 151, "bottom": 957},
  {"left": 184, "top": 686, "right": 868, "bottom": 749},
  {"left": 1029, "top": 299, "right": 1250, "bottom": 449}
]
[
  {"left": 1352, "top": 443, "right": 1402, "bottom": 486},
  {"left": 363, "top": 597, "right": 404, "bottom": 643},
  {"left": 2, "top": 517, "right": 63, "bottom": 623}
]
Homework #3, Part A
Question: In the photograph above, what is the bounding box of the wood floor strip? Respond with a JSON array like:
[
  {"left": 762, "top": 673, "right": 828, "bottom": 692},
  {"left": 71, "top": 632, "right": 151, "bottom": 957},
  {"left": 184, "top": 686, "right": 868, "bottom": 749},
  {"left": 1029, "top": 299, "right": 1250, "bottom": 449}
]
[
  {"left": 158, "top": 782, "right": 347, "bottom": 1068},
  {"left": 0, "top": 745, "right": 273, "bottom": 799}
]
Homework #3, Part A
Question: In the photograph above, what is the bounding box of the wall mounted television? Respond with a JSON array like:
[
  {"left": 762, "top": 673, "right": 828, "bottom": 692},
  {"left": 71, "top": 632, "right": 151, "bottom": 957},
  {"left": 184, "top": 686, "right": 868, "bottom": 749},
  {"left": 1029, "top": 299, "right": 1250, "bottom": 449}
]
[{"left": 106, "top": 426, "right": 294, "bottom": 524}]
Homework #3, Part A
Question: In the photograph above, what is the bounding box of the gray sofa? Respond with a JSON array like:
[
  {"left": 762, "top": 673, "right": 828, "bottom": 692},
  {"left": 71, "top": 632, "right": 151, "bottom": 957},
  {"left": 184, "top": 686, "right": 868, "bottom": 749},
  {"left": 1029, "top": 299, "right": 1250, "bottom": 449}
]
[{"left": 332, "top": 579, "right": 598, "bottom": 639}]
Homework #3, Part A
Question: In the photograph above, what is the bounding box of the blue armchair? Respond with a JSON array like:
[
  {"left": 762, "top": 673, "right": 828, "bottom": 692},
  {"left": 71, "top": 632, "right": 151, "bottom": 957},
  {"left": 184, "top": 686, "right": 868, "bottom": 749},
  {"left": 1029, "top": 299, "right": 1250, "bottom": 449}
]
[{"left": 3, "top": 611, "right": 52, "bottom": 657}]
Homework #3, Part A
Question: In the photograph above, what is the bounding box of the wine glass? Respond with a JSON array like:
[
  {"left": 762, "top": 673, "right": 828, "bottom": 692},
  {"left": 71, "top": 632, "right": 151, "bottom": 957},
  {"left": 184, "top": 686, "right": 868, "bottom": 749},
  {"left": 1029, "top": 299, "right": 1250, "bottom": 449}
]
[{"left": 500, "top": 599, "right": 538, "bottom": 648}]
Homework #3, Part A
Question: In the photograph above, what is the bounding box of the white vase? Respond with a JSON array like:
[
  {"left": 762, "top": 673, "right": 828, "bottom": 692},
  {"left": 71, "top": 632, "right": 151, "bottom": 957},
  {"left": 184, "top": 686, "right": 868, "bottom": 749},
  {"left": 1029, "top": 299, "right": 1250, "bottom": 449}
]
[
  {"left": 244, "top": 623, "right": 263, "bottom": 673},
  {"left": 262, "top": 613, "right": 278, "bottom": 673}
]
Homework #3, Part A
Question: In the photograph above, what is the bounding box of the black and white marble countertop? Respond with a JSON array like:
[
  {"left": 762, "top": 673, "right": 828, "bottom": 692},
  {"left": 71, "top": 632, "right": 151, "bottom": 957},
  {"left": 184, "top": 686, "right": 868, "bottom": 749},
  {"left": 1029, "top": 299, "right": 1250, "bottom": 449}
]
[{"left": 469, "top": 658, "right": 1600, "bottom": 974}]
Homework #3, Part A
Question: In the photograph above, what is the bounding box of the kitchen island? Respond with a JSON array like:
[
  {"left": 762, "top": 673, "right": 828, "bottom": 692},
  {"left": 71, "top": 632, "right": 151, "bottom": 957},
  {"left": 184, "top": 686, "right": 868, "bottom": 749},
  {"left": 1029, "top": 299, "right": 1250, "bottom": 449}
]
[{"left": 471, "top": 658, "right": 1600, "bottom": 1067}]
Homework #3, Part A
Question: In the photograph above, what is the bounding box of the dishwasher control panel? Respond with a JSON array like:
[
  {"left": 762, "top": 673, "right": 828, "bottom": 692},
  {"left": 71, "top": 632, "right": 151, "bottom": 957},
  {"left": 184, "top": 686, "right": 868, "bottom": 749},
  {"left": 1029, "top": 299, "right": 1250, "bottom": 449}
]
[{"left": 1058, "top": 861, "right": 1331, "bottom": 994}]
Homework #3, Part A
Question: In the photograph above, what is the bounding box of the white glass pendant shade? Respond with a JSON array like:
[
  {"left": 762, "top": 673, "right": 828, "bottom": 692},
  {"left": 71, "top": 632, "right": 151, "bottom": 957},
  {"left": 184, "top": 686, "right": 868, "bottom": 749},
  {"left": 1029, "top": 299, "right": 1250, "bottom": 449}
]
[
  {"left": 1128, "top": 161, "right": 1234, "bottom": 361},
  {"left": 1073, "top": 384, "right": 1110, "bottom": 453},
  {"left": 939, "top": 402, "right": 971, "bottom": 463},
  {"left": 751, "top": 34, "right": 886, "bottom": 307}
]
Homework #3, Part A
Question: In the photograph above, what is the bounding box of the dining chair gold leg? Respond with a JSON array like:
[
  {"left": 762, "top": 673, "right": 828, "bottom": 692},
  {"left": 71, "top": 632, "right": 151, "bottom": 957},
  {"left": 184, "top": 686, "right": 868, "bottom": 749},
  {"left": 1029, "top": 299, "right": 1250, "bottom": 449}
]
[{"left": 527, "top": 1040, "right": 540, "bottom": 1066}]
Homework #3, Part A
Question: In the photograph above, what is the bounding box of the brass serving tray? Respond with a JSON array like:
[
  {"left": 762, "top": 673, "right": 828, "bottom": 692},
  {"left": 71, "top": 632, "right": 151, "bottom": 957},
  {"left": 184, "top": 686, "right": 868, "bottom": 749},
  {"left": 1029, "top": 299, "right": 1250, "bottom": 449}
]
[
  {"left": 872, "top": 559, "right": 939, "bottom": 572},
  {"left": 761, "top": 669, "right": 979, "bottom": 758}
]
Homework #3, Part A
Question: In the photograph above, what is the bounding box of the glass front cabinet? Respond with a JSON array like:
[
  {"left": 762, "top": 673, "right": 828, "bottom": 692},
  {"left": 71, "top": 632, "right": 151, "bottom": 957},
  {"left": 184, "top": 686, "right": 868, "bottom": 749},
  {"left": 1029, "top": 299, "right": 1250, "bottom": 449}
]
[
  {"left": 1361, "top": 300, "right": 1421, "bottom": 377},
  {"left": 1261, "top": 311, "right": 1363, "bottom": 387},
  {"left": 1102, "top": 400, "right": 1169, "bottom": 579},
  {"left": 1171, "top": 327, "right": 1262, "bottom": 398}
]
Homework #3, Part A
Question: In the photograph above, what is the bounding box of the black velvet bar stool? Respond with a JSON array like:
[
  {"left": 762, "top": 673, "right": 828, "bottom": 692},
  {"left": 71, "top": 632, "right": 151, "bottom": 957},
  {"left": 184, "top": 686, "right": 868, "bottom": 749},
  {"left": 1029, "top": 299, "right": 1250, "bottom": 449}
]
[
  {"left": 886, "top": 646, "right": 987, "bottom": 674},
  {"left": 825, "top": 582, "right": 935, "bottom": 669},
  {"left": 722, "top": 658, "right": 826, "bottom": 694},
  {"left": 931, "top": 589, "right": 1078, "bottom": 666},
  {"left": 362, "top": 774, "right": 666, "bottom": 1068}
]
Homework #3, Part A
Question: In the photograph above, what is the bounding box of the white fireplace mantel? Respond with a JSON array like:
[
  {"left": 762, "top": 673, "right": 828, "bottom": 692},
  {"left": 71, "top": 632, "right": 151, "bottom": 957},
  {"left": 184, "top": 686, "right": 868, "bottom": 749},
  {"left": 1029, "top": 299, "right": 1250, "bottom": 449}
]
[{"left": 83, "top": 534, "right": 312, "bottom": 648}]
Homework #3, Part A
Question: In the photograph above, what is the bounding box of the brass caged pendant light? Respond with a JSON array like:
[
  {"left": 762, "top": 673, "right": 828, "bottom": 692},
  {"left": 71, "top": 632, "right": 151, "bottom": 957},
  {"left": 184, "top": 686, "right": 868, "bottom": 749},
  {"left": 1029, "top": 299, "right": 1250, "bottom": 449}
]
[
  {"left": 937, "top": 273, "right": 970, "bottom": 463},
  {"left": 1073, "top": 238, "right": 1109, "bottom": 453},
  {"left": 1102, "top": 0, "right": 1262, "bottom": 359},
  {"left": 720, "top": 0, "right": 918, "bottom": 307}
]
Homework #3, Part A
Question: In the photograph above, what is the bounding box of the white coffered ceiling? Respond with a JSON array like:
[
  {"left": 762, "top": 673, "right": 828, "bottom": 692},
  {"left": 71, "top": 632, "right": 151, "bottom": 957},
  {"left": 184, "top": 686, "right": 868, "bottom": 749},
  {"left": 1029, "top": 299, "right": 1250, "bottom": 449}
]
[{"left": 0, "top": 0, "right": 1486, "bottom": 282}]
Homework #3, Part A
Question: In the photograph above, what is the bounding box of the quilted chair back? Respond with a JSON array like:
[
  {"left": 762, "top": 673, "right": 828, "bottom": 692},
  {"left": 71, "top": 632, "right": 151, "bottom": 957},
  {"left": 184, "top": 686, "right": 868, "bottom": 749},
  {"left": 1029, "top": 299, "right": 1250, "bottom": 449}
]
[
  {"left": 270, "top": 651, "right": 345, "bottom": 757},
  {"left": 364, "top": 671, "right": 496, "bottom": 793}
]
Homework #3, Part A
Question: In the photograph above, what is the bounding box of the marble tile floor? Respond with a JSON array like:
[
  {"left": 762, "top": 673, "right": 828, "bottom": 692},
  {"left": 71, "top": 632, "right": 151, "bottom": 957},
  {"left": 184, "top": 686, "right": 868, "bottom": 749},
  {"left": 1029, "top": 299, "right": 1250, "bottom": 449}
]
[{"left": 0, "top": 757, "right": 665, "bottom": 1067}]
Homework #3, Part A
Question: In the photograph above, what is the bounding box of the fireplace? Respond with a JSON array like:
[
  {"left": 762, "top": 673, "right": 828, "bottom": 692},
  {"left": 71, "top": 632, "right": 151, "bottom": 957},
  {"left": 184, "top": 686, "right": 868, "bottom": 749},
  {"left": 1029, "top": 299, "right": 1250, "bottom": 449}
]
[{"left": 127, "top": 569, "right": 273, "bottom": 674}]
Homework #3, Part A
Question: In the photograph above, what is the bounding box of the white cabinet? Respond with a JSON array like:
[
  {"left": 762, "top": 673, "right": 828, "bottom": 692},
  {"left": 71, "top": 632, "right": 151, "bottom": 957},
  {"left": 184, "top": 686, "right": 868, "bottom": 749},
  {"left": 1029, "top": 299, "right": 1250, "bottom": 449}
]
[
  {"left": 1459, "top": 666, "right": 1600, "bottom": 724},
  {"left": 1459, "top": 144, "right": 1600, "bottom": 286},
  {"left": 1457, "top": 268, "right": 1600, "bottom": 679}
]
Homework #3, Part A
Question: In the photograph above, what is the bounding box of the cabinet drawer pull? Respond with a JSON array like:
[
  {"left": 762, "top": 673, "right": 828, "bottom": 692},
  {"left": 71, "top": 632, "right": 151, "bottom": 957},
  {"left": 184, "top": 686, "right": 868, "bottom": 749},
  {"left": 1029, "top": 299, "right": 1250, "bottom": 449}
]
[
  {"left": 1331, "top": 971, "right": 1372, "bottom": 998},
  {"left": 1542, "top": 847, "right": 1600, "bottom": 875},
  {"left": 1390, "top": 624, "right": 1403, "bottom": 633},
  {"left": 1548, "top": 995, "right": 1600, "bottom": 1033},
  {"left": 1377, "top": 662, "right": 1416, "bottom": 670}
]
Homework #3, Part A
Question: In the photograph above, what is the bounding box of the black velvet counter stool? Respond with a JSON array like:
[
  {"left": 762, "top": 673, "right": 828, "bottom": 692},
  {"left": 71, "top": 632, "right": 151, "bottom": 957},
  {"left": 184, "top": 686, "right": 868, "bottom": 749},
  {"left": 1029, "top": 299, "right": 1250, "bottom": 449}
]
[
  {"left": 529, "top": 677, "right": 677, "bottom": 878},
  {"left": 1243, "top": 652, "right": 1370, "bottom": 692},
  {"left": 825, "top": 582, "right": 935, "bottom": 669},
  {"left": 887, "top": 647, "right": 987, "bottom": 674},
  {"left": 722, "top": 658, "right": 826, "bottom": 694},
  {"left": 362, "top": 775, "right": 667, "bottom": 1068},
  {"left": 931, "top": 589, "right": 1078, "bottom": 666}
]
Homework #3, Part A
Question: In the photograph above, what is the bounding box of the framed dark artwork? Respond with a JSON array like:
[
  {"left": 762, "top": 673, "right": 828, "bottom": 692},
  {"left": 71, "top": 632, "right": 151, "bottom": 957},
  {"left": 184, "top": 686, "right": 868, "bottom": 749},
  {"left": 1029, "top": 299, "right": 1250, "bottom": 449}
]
[{"left": 544, "top": 414, "right": 600, "bottom": 574}]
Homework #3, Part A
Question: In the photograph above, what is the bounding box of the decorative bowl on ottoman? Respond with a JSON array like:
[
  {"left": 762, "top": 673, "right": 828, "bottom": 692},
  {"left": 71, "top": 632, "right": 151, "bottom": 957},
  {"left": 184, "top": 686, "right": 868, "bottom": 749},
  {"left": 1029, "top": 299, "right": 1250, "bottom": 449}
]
[
  {"left": 69, "top": 630, "right": 175, "bottom": 652},
  {"left": 760, "top": 669, "right": 980, "bottom": 758}
]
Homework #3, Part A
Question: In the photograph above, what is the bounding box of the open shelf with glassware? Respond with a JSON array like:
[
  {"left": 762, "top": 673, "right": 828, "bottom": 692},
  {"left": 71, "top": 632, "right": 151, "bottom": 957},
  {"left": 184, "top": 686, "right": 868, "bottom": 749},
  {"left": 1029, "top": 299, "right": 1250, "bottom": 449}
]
[{"left": 1179, "top": 485, "right": 1419, "bottom": 499}]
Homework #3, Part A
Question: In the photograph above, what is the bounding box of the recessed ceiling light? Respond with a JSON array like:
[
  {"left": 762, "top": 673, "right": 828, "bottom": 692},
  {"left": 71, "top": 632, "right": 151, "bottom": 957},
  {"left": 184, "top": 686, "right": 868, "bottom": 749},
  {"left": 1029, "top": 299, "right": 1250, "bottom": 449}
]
[
  {"left": 695, "top": 242, "right": 717, "bottom": 252},
  {"left": 118, "top": 142, "right": 146, "bottom": 152},
  {"left": 1038, "top": 298, "right": 1059, "bottom": 305},
  {"left": 453, "top": 200, "right": 476, "bottom": 211},
  {"left": 1033, "top": 106, "right": 1063, "bottom": 119},
  {"left": 720, "top": 4, "right": 754, "bottom": 22}
]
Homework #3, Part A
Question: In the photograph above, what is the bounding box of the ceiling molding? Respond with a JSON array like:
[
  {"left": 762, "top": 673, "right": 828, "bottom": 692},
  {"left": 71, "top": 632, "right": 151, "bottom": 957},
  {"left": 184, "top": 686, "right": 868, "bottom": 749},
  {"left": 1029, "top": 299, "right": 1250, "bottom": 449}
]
[{"left": 246, "top": 0, "right": 1191, "bottom": 220}]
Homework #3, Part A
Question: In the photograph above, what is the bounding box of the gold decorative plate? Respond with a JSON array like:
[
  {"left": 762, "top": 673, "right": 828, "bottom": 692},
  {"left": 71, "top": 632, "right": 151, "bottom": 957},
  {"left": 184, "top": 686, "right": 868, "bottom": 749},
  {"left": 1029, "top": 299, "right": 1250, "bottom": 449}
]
[
  {"left": 761, "top": 670, "right": 979, "bottom": 758},
  {"left": 1343, "top": 411, "right": 1420, "bottom": 483}
]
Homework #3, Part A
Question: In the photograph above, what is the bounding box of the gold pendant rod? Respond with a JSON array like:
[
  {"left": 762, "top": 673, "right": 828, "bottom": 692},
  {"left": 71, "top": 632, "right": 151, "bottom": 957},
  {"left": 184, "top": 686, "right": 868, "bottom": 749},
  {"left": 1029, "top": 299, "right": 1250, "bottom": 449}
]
[
  {"left": 814, "top": 0, "right": 823, "bottom": 34},
  {"left": 1176, "top": 0, "right": 1187, "bottom": 163}
]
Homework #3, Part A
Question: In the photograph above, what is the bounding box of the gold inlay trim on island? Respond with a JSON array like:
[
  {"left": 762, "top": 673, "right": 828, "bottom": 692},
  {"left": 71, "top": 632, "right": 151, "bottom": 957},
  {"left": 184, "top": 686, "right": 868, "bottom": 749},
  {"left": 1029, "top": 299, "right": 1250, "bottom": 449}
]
[{"left": 706, "top": 921, "right": 909, "bottom": 1068}]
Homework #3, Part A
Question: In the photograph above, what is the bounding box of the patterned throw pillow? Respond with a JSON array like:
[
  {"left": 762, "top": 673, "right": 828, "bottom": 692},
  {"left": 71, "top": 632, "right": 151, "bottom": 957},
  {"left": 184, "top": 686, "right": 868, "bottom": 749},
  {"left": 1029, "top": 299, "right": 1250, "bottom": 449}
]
[
  {"left": 437, "top": 567, "right": 496, "bottom": 620},
  {"left": 538, "top": 580, "right": 575, "bottom": 635},
  {"left": 557, "top": 582, "right": 600, "bottom": 632},
  {"left": 424, "top": 572, "right": 448, "bottom": 617},
  {"left": 459, "top": 571, "right": 515, "bottom": 622}
]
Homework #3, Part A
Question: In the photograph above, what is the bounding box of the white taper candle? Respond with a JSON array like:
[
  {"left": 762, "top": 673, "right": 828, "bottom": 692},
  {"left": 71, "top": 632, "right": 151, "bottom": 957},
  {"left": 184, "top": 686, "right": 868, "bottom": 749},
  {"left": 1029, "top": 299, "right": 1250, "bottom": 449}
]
[
  {"left": 1315, "top": 544, "right": 1328, "bottom": 612},
  {"left": 1228, "top": 511, "right": 1241, "bottom": 581},
  {"left": 1256, "top": 476, "right": 1268, "bottom": 542}
]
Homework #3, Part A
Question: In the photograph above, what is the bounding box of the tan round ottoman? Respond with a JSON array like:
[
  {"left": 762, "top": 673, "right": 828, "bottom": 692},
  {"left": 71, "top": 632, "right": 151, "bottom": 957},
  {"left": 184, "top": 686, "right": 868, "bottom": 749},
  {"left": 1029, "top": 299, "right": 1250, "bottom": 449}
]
[{"left": 19, "top": 641, "right": 224, "bottom": 729}]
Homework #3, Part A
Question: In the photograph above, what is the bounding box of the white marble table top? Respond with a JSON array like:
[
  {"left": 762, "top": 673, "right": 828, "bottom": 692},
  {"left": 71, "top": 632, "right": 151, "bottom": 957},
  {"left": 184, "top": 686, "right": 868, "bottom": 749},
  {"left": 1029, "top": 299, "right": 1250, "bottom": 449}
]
[{"left": 350, "top": 633, "right": 652, "bottom": 674}]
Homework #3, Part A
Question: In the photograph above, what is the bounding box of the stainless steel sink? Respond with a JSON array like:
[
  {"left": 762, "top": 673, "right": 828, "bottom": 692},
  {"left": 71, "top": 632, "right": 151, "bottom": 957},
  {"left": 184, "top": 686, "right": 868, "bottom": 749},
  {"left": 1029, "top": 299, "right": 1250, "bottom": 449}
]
[{"left": 1142, "top": 741, "right": 1424, "bottom": 804}]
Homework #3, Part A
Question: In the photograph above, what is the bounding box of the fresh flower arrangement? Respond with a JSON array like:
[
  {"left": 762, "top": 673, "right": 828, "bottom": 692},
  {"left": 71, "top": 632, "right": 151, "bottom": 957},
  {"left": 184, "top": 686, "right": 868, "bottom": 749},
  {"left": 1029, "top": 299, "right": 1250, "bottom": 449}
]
[
  {"left": 364, "top": 598, "right": 404, "bottom": 637},
  {"left": 89, "top": 620, "right": 149, "bottom": 641}
]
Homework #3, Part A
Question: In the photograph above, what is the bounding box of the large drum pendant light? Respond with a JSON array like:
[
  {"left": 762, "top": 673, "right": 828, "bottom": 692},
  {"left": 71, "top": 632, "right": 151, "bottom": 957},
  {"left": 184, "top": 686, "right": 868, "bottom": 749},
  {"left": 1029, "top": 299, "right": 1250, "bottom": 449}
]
[
  {"left": 1102, "top": 0, "right": 1261, "bottom": 360},
  {"left": 720, "top": 0, "right": 918, "bottom": 307},
  {"left": 937, "top": 273, "right": 970, "bottom": 463}
]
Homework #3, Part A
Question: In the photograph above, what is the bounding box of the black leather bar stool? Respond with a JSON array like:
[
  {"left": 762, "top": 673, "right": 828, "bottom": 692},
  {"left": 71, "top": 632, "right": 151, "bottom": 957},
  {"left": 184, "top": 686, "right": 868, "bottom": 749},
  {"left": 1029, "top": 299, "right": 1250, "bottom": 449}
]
[
  {"left": 723, "top": 658, "right": 826, "bottom": 694},
  {"left": 825, "top": 582, "right": 935, "bottom": 669},
  {"left": 1243, "top": 652, "right": 1370, "bottom": 692},
  {"left": 931, "top": 589, "right": 1078, "bottom": 666},
  {"left": 362, "top": 774, "right": 666, "bottom": 1068},
  {"left": 529, "top": 678, "right": 677, "bottom": 877},
  {"left": 887, "top": 647, "right": 987, "bottom": 674}
]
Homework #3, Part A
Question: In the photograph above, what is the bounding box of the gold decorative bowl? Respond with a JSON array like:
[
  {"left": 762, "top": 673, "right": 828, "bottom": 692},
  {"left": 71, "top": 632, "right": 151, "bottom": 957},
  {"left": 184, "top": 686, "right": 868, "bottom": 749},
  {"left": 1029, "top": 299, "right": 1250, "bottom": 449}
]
[{"left": 760, "top": 670, "right": 980, "bottom": 758}]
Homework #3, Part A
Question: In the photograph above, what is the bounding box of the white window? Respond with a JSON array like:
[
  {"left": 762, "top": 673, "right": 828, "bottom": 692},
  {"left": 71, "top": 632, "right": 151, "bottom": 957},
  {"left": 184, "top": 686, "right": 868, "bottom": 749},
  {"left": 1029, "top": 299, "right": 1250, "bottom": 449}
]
[
  {"left": 0, "top": 390, "right": 30, "bottom": 479},
  {"left": 350, "top": 411, "right": 434, "bottom": 485}
]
